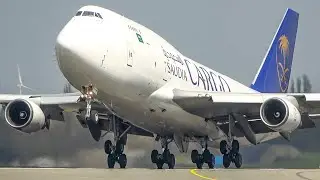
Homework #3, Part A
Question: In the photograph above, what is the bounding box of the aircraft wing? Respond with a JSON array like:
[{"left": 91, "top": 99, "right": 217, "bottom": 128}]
[
  {"left": 172, "top": 89, "right": 320, "bottom": 118},
  {"left": 0, "top": 93, "right": 154, "bottom": 138},
  {"left": 161, "top": 88, "right": 320, "bottom": 143}
]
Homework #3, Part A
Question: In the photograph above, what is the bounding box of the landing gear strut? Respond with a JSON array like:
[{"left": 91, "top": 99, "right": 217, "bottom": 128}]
[
  {"left": 79, "top": 84, "right": 98, "bottom": 123},
  {"left": 104, "top": 115, "right": 131, "bottom": 168},
  {"left": 151, "top": 137, "right": 176, "bottom": 169},
  {"left": 191, "top": 137, "right": 215, "bottom": 169},
  {"left": 78, "top": 84, "right": 101, "bottom": 142},
  {"left": 79, "top": 84, "right": 130, "bottom": 168},
  {"left": 220, "top": 114, "right": 243, "bottom": 168}
]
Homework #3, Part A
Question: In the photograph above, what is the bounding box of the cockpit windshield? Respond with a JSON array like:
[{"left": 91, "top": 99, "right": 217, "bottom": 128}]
[{"left": 75, "top": 11, "right": 103, "bottom": 19}]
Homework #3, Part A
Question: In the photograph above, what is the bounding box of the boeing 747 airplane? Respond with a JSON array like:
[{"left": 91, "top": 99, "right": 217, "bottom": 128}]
[{"left": 1, "top": 6, "right": 318, "bottom": 169}]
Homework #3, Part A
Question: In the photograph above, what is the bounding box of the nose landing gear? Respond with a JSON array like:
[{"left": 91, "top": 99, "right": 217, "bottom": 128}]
[{"left": 78, "top": 84, "right": 98, "bottom": 122}]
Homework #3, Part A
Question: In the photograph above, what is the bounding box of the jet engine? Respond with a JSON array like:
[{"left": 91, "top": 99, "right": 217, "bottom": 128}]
[
  {"left": 260, "top": 97, "right": 301, "bottom": 132},
  {"left": 4, "top": 99, "right": 45, "bottom": 133}
]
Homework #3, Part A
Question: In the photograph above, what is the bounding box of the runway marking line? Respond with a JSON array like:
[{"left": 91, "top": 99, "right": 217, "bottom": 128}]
[{"left": 189, "top": 169, "right": 216, "bottom": 180}]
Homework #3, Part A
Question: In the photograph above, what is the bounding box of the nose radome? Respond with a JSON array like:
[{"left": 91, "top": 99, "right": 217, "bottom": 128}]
[
  {"left": 55, "top": 18, "right": 102, "bottom": 63},
  {"left": 55, "top": 18, "right": 107, "bottom": 79},
  {"left": 55, "top": 21, "right": 79, "bottom": 58}
]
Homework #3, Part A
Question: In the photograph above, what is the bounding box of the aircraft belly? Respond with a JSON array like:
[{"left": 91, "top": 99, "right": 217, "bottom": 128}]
[{"left": 93, "top": 89, "right": 223, "bottom": 139}]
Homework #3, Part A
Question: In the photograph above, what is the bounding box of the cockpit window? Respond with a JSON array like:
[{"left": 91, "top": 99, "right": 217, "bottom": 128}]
[
  {"left": 75, "top": 11, "right": 82, "bottom": 16},
  {"left": 77, "top": 10, "right": 103, "bottom": 19},
  {"left": 96, "top": 13, "right": 103, "bottom": 19},
  {"left": 83, "top": 11, "right": 95, "bottom": 17}
]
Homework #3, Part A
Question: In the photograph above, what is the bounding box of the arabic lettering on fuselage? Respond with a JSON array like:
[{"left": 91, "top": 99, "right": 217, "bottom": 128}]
[
  {"left": 162, "top": 47, "right": 184, "bottom": 65},
  {"left": 184, "top": 59, "right": 231, "bottom": 92}
]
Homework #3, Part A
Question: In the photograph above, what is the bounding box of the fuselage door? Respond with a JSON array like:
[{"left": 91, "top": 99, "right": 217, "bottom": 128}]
[{"left": 127, "top": 43, "right": 134, "bottom": 67}]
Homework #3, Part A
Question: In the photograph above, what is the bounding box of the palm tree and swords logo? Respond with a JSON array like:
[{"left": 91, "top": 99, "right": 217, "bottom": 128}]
[{"left": 277, "top": 35, "right": 290, "bottom": 92}]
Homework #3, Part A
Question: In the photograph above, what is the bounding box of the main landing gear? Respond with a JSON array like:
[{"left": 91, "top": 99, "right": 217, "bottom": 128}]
[
  {"left": 151, "top": 137, "right": 176, "bottom": 169},
  {"left": 219, "top": 114, "right": 243, "bottom": 168},
  {"left": 191, "top": 137, "right": 215, "bottom": 169},
  {"left": 220, "top": 139, "right": 242, "bottom": 168},
  {"left": 104, "top": 115, "right": 131, "bottom": 168},
  {"left": 79, "top": 84, "right": 130, "bottom": 168},
  {"left": 105, "top": 136, "right": 128, "bottom": 168}
]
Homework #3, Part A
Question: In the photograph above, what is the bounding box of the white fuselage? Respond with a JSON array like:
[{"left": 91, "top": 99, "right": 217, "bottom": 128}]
[{"left": 55, "top": 6, "right": 279, "bottom": 148}]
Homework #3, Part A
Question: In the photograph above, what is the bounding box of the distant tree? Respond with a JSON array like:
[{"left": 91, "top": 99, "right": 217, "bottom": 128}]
[
  {"left": 63, "top": 83, "right": 72, "bottom": 93},
  {"left": 290, "top": 79, "right": 295, "bottom": 93},
  {"left": 296, "top": 77, "right": 301, "bottom": 93},
  {"left": 288, "top": 75, "right": 313, "bottom": 93},
  {"left": 302, "top": 74, "right": 312, "bottom": 93}
]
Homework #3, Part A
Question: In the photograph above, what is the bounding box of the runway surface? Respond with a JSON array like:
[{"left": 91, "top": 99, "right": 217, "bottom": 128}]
[{"left": 0, "top": 168, "right": 319, "bottom": 180}]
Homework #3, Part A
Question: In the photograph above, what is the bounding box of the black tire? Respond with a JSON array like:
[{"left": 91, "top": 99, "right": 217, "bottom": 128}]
[
  {"left": 191, "top": 150, "right": 199, "bottom": 163},
  {"left": 116, "top": 142, "right": 125, "bottom": 154},
  {"left": 223, "top": 154, "right": 231, "bottom": 168},
  {"left": 156, "top": 161, "right": 164, "bottom": 169},
  {"left": 163, "top": 149, "right": 170, "bottom": 162},
  {"left": 196, "top": 161, "right": 203, "bottom": 169},
  {"left": 234, "top": 153, "right": 242, "bottom": 168},
  {"left": 168, "top": 154, "right": 175, "bottom": 169},
  {"left": 90, "top": 110, "right": 99, "bottom": 124},
  {"left": 207, "top": 154, "right": 215, "bottom": 169},
  {"left": 151, "top": 150, "right": 159, "bottom": 163},
  {"left": 202, "top": 149, "right": 211, "bottom": 163},
  {"left": 107, "top": 154, "right": 116, "bottom": 168},
  {"left": 220, "top": 140, "right": 228, "bottom": 154},
  {"left": 104, "top": 140, "right": 112, "bottom": 154},
  {"left": 231, "top": 140, "right": 240, "bottom": 153},
  {"left": 118, "top": 154, "right": 127, "bottom": 168}
]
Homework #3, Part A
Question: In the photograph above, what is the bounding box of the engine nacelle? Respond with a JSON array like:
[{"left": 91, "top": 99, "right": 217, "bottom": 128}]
[
  {"left": 260, "top": 97, "right": 301, "bottom": 132},
  {"left": 4, "top": 99, "right": 45, "bottom": 133}
]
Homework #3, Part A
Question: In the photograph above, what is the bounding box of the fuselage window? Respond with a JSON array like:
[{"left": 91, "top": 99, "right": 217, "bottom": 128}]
[
  {"left": 75, "top": 11, "right": 82, "bottom": 16},
  {"left": 83, "top": 11, "right": 95, "bottom": 17}
]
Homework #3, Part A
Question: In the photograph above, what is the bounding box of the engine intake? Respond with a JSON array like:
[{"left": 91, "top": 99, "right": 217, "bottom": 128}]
[
  {"left": 4, "top": 99, "right": 45, "bottom": 133},
  {"left": 260, "top": 97, "right": 301, "bottom": 132}
]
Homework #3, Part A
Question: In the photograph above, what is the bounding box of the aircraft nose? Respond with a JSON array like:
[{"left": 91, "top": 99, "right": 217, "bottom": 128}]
[
  {"left": 55, "top": 20, "right": 82, "bottom": 63},
  {"left": 55, "top": 19, "right": 103, "bottom": 69}
]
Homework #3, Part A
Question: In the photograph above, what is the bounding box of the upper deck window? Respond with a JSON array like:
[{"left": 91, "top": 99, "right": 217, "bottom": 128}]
[{"left": 75, "top": 11, "right": 82, "bottom": 16}]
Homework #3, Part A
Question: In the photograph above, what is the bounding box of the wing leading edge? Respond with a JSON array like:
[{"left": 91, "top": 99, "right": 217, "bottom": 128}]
[
  {"left": 0, "top": 93, "right": 154, "bottom": 138},
  {"left": 171, "top": 89, "right": 319, "bottom": 143}
]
